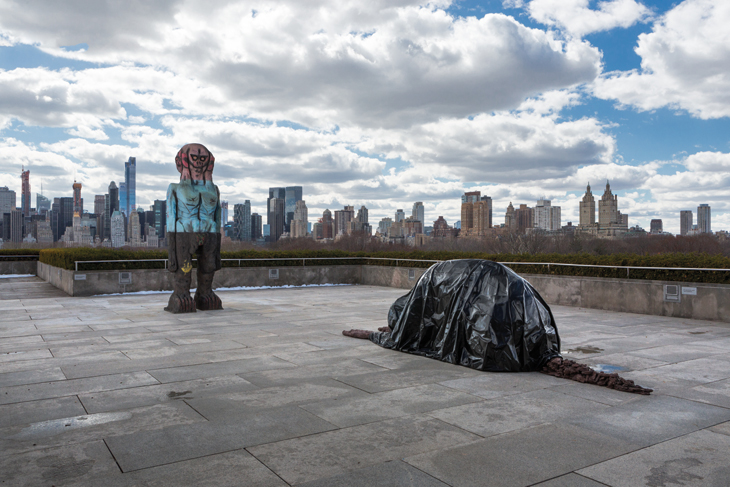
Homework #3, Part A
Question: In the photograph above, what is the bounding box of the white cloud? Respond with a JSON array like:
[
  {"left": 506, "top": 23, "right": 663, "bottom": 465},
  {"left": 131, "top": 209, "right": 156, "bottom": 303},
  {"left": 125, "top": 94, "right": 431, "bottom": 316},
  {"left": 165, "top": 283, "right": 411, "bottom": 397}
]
[
  {"left": 593, "top": 0, "right": 730, "bottom": 119},
  {"left": 0, "top": 2, "right": 601, "bottom": 128},
  {"left": 525, "top": 0, "right": 652, "bottom": 38}
]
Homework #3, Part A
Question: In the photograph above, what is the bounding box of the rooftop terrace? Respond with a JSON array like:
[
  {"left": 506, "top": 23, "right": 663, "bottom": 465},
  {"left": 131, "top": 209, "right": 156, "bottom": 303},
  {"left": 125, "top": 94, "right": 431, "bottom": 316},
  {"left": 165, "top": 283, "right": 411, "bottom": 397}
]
[{"left": 1, "top": 276, "right": 729, "bottom": 486}]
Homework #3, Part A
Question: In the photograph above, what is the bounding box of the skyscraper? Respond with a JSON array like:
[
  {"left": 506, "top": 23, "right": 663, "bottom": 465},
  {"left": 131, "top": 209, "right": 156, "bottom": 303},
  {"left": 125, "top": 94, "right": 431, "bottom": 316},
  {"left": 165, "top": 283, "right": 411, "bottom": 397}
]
[
  {"left": 291, "top": 200, "right": 308, "bottom": 238},
  {"left": 285, "top": 186, "right": 303, "bottom": 232},
  {"left": 697, "top": 204, "right": 711, "bottom": 233},
  {"left": 36, "top": 193, "right": 50, "bottom": 214},
  {"left": 515, "top": 204, "right": 534, "bottom": 233},
  {"left": 395, "top": 209, "right": 405, "bottom": 223},
  {"left": 251, "top": 213, "right": 263, "bottom": 240},
  {"left": 72, "top": 180, "right": 83, "bottom": 215},
  {"left": 21, "top": 168, "right": 30, "bottom": 217},
  {"left": 412, "top": 202, "right": 424, "bottom": 225},
  {"left": 267, "top": 187, "right": 286, "bottom": 239},
  {"left": 505, "top": 202, "right": 516, "bottom": 230},
  {"left": 334, "top": 205, "right": 355, "bottom": 236},
  {"left": 268, "top": 197, "right": 285, "bottom": 241},
  {"left": 221, "top": 201, "right": 228, "bottom": 224},
  {"left": 579, "top": 183, "right": 595, "bottom": 227},
  {"left": 119, "top": 182, "right": 127, "bottom": 216},
  {"left": 0, "top": 187, "right": 15, "bottom": 215},
  {"left": 598, "top": 181, "right": 618, "bottom": 225},
  {"left": 10, "top": 209, "right": 23, "bottom": 242},
  {"left": 234, "top": 201, "right": 251, "bottom": 241},
  {"left": 321, "top": 209, "right": 334, "bottom": 239},
  {"left": 109, "top": 182, "right": 119, "bottom": 214},
  {"left": 110, "top": 211, "right": 125, "bottom": 247},
  {"left": 56, "top": 197, "right": 74, "bottom": 242},
  {"left": 94, "top": 195, "right": 105, "bottom": 215},
  {"left": 153, "top": 200, "right": 166, "bottom": 239},
  {"left": 125, "top": 157, "right": 136, "bottom": 214},
  {"left": 680, "top": 210, "right": 693, "bottom": 236}
]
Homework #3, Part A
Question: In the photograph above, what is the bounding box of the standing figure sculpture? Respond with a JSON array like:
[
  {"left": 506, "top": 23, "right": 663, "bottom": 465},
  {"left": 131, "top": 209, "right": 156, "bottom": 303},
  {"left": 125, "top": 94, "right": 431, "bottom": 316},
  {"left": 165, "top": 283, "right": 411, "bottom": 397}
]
[{"left": 165, "top": 143, "right": 223, "bottom": 313}]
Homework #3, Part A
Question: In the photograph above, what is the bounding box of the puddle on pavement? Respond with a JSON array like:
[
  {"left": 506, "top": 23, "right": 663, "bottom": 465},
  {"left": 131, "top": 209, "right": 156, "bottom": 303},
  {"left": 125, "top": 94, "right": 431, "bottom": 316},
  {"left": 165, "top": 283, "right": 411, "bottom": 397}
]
[
  {"left": 589, "top": 364, "right": 628, "bottom": 374},
  {"left": 564, "top": 345, "right": 604, "bottom": 354},
  {"left": 688, "top": 331, "right": 707, "bottom": 335},
  {"left": 167, "top": 390, "right": 192, "bottom": 399},
  {"left": 11, "top": 412, "right": 132, "bottom": 440}
]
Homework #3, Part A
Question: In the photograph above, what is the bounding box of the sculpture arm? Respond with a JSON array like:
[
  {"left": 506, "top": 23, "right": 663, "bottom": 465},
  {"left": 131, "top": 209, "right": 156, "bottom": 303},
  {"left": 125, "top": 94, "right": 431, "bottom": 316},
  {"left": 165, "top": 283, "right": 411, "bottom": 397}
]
[{"left": 166, "top": 184, "right": 178, "bottom": 233}]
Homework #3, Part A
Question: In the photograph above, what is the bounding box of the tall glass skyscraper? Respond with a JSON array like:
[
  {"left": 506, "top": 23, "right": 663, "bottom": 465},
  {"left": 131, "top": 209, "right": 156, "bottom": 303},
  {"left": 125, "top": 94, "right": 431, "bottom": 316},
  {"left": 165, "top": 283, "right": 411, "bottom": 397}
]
[
  {"left": 125, "top": 157, "right": 136, "bottom": 214},
  {"left": 285, "top": 186, "right": 302, "bottom": 233},
  {"left": 119, "top": 182, "right": 127, "bottom": 216}
]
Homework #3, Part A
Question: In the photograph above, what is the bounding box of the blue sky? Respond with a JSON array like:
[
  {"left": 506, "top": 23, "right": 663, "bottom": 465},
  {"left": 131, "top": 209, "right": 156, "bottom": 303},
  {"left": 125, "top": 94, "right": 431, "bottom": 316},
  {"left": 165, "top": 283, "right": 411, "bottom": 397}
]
[{"left": 0, "top": 0, "right": 728, "bottom": 234}]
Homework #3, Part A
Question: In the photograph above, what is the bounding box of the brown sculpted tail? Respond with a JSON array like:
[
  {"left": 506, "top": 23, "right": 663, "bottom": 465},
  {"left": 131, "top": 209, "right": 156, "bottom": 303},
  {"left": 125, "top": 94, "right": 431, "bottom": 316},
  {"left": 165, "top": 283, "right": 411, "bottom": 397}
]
[{"left": 541, "top": 357, "right": 653, "bottom": 395}]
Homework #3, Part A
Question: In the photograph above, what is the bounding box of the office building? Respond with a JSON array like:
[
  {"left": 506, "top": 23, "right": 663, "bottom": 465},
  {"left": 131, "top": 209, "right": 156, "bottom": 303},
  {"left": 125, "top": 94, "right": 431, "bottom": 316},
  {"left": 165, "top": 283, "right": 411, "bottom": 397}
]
[
  {"left": 251, "top": 213, "right": 263, "bottom": 240},
  {"left": 36, "top": 193, "right": 51, "bottom": 214},
  {"left": 56, "top": 197, "right": 74, "bottom": 243},
  {"left": 109, "top": 182, "right": 119, "bottom": 215},
  {"left": 515, "top": 204, "right": 534, "bottom": 233},
  {"left": 128, "top": 210, "right": 143, "bottom": 247},
  {"left": 412, "top": 202, "right": 424, "bottom": 225},
  {"left": 10, "top": 209, "right": 23, "bottom": 242},
  {"left": 680, "top": 210, "right": 693, "bottom": 236},
  {"left": 21, "top": 168, "right": 30, "bottom": 217},
  {"left": 697, "top": 204, "right": 711, "bottom": 233},
  {"left": 285, "top": 186, "right": 303, "bottom": 232},
  {"left": 268, "top": 197, "right": 285, "bottom": 242},
  {"left": 378, "top": 217, "right": 393, "bottom": 236},
  {"left": 0, "top": 187, "right": 15, "bottom": 215},
  {"left": 320, "top": 210, "right": 334, "bottom": 239},
  {"left": 119, "top": 181, "right": 127, "bottom": 216}
]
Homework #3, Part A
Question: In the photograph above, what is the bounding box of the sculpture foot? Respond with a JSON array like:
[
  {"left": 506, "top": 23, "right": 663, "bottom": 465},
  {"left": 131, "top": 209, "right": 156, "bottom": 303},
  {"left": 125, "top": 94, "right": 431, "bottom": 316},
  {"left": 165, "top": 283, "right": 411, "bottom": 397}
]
[
  {"left": 165, "top": 293, "right": 196, "bottom": 313},
  {"left": 342, "top": 329, "right": 373, "bottom": 339},
  {"left": 195, "top": 291, "right": 223, "bottom": 311}
]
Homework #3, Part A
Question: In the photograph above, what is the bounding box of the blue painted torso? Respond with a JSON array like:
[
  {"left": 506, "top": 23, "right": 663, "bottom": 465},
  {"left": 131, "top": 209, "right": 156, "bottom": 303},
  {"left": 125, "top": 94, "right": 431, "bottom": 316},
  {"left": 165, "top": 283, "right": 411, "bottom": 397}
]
[{"left": 167, "top": 180, "right": 221, "bottom": 233}]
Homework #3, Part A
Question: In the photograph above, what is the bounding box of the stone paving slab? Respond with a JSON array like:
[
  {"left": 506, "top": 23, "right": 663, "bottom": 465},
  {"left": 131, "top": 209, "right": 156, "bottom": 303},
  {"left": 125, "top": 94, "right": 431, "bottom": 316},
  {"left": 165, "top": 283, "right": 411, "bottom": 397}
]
[
  {"left": 1, "top": 281, "right": 730, "bottom": 486},
  {"left": 404, "top": 423, "right": 637, "bottom": 487},
  {"left": 248, "top": 415, "right": 482, "bottom": 485},
  {"left": 577, "top": 429, "right": 730, "bottom": 487},
  {"left": 78, "top": 374, "right": 257, "bottom": 413},
  {"left": 296, "top": 460, "right": 450, "bottom": 487},
  {"left": 105, "top": 405, "right": 337, "bottom": 472}
]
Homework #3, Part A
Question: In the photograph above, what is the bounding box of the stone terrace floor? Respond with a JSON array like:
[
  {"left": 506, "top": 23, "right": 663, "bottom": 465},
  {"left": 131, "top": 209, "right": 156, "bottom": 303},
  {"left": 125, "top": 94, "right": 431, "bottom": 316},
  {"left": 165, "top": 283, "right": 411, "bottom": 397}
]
[{"left": 1, "top": 276, "right": 730, "bottom": 487}]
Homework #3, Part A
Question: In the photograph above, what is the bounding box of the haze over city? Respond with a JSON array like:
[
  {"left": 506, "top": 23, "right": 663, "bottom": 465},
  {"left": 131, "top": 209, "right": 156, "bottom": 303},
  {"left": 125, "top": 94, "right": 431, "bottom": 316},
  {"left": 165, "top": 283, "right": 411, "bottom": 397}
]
[{"left": 0, "top": 0, "right": 728, "bottom": 235}]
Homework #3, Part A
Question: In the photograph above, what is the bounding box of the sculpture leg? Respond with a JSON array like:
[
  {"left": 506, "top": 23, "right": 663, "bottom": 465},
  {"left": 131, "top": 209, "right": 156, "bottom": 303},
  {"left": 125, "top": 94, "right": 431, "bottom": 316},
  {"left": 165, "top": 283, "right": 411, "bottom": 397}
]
[
  {"left": 165, "top": 269, "right": 196, "bottom": 313},
  {"left": 194, "top": 270, "right": 222, "bottom": 310}
]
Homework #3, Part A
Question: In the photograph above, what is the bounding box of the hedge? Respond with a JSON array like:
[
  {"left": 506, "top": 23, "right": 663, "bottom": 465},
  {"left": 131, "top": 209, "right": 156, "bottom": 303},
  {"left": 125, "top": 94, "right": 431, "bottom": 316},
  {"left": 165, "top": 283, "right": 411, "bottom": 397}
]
[
  {"left": 36, "top": 248, "right": 730, "bottom": 284},
  {"left": 0, "top": 249, "right": 41, "bottom": 260}
]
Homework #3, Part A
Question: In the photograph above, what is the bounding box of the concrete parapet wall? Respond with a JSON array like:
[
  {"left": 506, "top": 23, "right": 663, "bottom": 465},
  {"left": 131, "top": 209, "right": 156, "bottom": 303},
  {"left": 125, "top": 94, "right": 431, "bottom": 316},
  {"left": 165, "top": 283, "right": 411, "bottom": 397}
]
[
  {"left": 32, "top": 262, "right": 729, "bottom": 322},
  {"left": 361, "top": 265, "right": 427, "bottom": 289},
  {"left": 0, "top": 260, "right": 37, "bottom": 275},
  {"left": 522, "top": 273, "right": 730, "bottom": 323}
]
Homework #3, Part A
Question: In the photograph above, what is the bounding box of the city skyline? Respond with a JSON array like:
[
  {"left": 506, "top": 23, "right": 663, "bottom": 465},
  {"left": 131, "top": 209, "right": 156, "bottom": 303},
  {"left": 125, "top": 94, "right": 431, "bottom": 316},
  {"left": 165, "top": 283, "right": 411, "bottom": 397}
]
[{"left": 0, "top": 1, "right": 728, "bottom": 234}]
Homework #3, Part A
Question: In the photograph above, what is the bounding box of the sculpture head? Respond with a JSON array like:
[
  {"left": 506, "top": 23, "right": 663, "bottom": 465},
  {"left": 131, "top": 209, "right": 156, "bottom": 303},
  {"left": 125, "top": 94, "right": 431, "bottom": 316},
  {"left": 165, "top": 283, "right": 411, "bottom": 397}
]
[{"left": 175, "top": 143, "right": 215, "bottom": 182}]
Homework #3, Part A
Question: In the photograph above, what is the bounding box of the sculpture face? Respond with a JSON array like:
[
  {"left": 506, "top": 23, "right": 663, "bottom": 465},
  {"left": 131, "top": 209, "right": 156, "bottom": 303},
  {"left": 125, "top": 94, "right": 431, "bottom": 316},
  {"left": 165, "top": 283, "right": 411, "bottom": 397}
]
[{"left": 175, "top": 143, "right": 215, "bottom": 182}]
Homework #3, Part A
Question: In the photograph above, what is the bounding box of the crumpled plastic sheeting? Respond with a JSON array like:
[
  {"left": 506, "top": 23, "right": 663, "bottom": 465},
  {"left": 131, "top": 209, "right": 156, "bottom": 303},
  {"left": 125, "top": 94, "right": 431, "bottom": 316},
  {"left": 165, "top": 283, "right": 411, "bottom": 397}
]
[{"left": 370, "top": 259, "right": 561, "bottom": 372}]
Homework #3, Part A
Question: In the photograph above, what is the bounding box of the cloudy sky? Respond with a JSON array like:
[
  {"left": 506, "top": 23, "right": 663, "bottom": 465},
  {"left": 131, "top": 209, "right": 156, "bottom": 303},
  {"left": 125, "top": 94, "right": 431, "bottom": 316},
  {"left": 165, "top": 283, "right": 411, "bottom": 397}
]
[{"left": 0, "top": 0, "right": 728, "bottom": 234}]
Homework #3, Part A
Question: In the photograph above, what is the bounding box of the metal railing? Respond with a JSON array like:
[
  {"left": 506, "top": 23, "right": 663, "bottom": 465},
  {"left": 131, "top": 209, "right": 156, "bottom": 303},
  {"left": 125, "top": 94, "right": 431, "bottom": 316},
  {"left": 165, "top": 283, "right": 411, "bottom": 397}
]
[{"left": 71, "top": 257, "right": 730, "bottom": 279}]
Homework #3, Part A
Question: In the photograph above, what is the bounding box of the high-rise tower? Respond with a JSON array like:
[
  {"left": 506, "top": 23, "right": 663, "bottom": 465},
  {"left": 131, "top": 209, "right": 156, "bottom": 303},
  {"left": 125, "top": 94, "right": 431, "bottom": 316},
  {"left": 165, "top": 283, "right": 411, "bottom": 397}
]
[
  {"left": 579, "top": 183, "right": 595, "bottom": 227},
  {"left": 73, "top": 180, "right": 83, "bottom": 215},
  {"left": 680, "top": 210, "right": 693, "bottom": 236},
  {"left": 125, "top": 157, "right": 136, "bottom": 214},
  {"left": 697, "top": 204, "right": 711, "bottom": 233},
  {"left": 21, "top": 167, "right": 30, "bottom": 217},
  {"left": 285, "top": 186, "right": 302, "bottom": 233}
]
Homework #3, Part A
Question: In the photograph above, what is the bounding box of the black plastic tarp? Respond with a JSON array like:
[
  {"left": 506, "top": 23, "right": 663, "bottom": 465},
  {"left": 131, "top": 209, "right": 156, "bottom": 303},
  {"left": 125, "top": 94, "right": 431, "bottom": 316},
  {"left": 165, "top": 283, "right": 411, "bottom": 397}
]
[{"left": 370, "top": 259, "right": 561, "bottom": 372}]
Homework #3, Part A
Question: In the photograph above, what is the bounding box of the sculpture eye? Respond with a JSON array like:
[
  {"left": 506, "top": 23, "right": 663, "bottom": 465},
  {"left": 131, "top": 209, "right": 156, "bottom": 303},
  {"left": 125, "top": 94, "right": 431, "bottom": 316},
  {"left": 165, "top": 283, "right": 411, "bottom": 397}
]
[
  {"left": 199, "top": 156, "right": 208, "bottom": 162},
  {"left": 190, "top": 155, "right": 199, "bottom": 162}
]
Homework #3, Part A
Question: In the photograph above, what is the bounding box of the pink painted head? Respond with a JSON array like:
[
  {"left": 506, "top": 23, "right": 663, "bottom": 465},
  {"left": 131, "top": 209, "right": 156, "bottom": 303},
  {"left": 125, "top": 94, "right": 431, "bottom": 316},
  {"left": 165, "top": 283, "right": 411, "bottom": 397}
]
[{"left": 175, "top": 143, "right": 215, "bottom": 182}]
